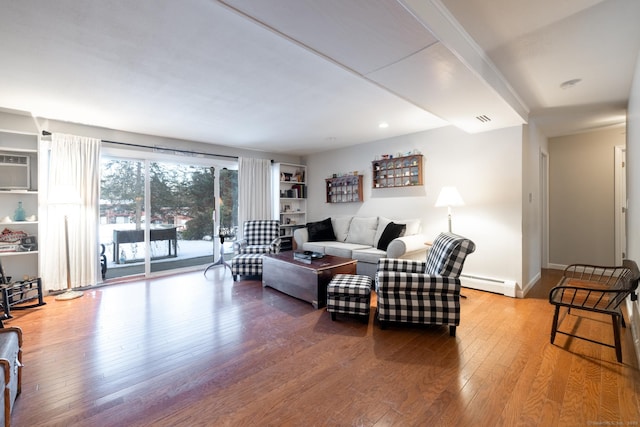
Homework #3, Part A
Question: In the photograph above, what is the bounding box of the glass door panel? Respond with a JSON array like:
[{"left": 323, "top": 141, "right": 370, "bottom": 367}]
[
  {"left": 149, "top": 162, "right": 215, "bottom": 273},
  {"left": 219, "top": 168, "right": 238, "bottom": 258},
  {"left": 100, "top": 158, "right": 146, "bottom": 278}
]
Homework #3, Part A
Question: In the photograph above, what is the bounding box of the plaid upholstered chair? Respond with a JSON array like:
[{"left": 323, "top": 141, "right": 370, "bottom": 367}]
[
  {"left": 233, "top": 220, "right": 281, "bottom": 255},
  {"left": 231, "top": 220, "right": 281, "bottom": 280},
  {"left": 375, "top": 232, "right": 476, "bottom": 336}
]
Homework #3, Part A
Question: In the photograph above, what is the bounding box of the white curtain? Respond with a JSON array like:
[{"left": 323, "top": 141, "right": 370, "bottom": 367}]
[
  {"left": 238, "top": 157, "right": 273, "bottom": 235},
  {"left": 41, "top": 133, "right": 101, "bottom": 291}
]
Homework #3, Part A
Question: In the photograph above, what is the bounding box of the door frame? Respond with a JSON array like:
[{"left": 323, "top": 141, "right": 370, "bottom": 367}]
[
  {"left": 100, "top": 145, "right": 233, "bottom": 280},
  {"left": 614, "top": 145, "right": 627, "bottom": 264},
  {"left": 540, "top": 149, "right": 549, "bottom": 269}
]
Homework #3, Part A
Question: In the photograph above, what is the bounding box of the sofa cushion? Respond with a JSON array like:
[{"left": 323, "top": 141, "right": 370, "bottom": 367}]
[
  {"left": 302, "top": 241, "right": 331, "bottom": 253},
  {"left": 352, "top": 247, "right": 386, "bottom": 264},
  {"left": 345, "top": 217, "right": 378, "bottom": 246},
  {"left": 325, "top": 243, "right": 368, "bottom": 259},
  {"left": 331, "top": 216, "right": 353, "bottom": 242},
  {"left": 302, "top": 241, "right": 370, "bottom": 258},
  {"left": 307, "top": 218, "right": 336, "bottom": 242},
  {"left": 377, "top": 222, "right": 406, "bottom": 250}
]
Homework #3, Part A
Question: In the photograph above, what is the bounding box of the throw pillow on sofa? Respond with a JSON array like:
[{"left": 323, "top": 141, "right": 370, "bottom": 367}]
[
  {"left": 374, "top": 217, "right": 420, "bottom": 247},
  {"left": 377, "top": 222, "right": 406, "bottom": 250},
  {"left": 373, "top": 216, "right": 393, "bottom": 247},
  {"left": 307, "top": 218, "right": 336, "bottom": 242},
  {"left": 402, "top": 218, "right": 421, "bottom": 236}
]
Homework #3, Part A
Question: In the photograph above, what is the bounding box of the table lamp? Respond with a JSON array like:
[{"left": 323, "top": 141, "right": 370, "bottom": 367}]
[{"left": 435, "top": 186, "right": 465, "bottom": 233}]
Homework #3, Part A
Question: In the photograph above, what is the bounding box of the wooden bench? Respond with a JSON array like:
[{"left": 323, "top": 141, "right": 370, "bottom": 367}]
[{"left": 549, "top": 259, "right": 640, "bottom": 362}]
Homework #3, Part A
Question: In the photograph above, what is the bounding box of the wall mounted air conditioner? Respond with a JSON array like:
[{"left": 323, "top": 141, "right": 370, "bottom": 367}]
[{"left": 0, "top": 153, "right": 30, "bottom": 190}]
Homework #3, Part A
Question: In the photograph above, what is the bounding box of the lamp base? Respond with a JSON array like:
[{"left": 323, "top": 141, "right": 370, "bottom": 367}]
[{"left": 55, "top": 290, "right": 84, "bottom": 301}]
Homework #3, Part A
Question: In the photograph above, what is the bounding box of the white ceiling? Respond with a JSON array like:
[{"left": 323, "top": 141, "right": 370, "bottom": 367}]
[
  {"left": 439, "top": 0, "right": 640, "bottom": 136},
  {"left": 0, "top": 0, "right": 638, "bottom": 155}
]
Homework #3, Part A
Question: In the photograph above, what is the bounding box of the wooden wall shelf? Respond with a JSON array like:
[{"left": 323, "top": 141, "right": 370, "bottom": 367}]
[
  {"left": 326, "top": 175, "right": 363, "bottom": 203},
  {"left": 372, "top": 154, "right": 423, "bottom": 188}
]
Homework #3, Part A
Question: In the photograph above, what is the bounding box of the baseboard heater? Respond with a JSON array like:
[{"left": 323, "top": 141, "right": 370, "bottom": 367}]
[{"left": 460, "top": 274, "right": 518, "bottom": 298}]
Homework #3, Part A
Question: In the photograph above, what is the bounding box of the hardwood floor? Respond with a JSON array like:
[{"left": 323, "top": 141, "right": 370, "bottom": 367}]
[{"left": 5, "top": 268, "right": 640, "bottom": 426}]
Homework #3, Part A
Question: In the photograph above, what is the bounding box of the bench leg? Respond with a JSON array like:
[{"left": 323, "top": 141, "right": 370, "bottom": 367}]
[
  {"left": 612, "top": 314, "right": 623, "bottom": 363},
  {"left": 449, "top": 325, "right": 456, "bottom": 337},
  {"left": 550, "top": 305, "right": 560, "bottom": 344}
]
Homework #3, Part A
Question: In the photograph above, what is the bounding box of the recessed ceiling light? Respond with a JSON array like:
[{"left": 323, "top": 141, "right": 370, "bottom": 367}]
[
  {"left": 378, "top": 122, "right": 389, "bottom": 129},
  {"left": 560, "top": 78, "right": 582, "bottom": 89}
]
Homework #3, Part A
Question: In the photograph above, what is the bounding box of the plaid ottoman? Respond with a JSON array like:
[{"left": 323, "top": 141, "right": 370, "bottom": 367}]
[
  {"left": 231, "top": 254, "right": 263, "bottom": 281},
  {"left": 327, "top": 274, "right": 372, "bottom": 322}
]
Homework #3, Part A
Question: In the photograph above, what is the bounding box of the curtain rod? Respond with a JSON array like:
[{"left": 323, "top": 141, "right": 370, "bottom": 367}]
[{"left": 42, "top": 130, "right": 239, "bottom": 160}]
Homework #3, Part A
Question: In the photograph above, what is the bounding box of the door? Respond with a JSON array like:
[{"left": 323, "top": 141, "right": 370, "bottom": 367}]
[{"left": 100, "top": 157, "right": 233, "bottom": 280}]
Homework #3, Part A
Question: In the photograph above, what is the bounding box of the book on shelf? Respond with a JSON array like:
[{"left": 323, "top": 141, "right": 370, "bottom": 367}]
[{"left": 288, "top": 184, "right": 306, "bottom": 199}]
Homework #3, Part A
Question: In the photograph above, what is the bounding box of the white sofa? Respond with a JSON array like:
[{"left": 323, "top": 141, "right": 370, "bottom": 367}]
[{"left": 293, "top": 216, "right": 428, "bottom": 278}]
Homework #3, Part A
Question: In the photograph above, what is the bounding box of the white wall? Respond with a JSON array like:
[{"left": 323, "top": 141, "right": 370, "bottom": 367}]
[
  {"left": 522, "top": 122, "right": 549, "bottom": 294},
  {"left": 629, "top": 44, "right": 640, "bottom": 283},
  {"left": 33, "top": 117, "right": 301, "bottom": 165},
  {"left": 303, "top": 125, "right": 525, "bottom": 290},
  {"left": 548, "top": 127, "right": 626, "bottom": 266},
  {"left": 626, "top": 45, "right": 640, "bottom": 365}
]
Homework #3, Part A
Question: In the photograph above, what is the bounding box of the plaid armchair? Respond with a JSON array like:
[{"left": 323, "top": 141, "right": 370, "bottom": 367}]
[
  {"left": 376, "top": 232, "right": 476, "bottom": 336},
  {"left": 233, "top": 220, "right": 281, "bottom": 255}
]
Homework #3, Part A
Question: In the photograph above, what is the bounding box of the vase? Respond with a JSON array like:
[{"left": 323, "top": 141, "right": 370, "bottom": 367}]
[{"left": 14, "top": 201, "right": 26, "bottom": 221}]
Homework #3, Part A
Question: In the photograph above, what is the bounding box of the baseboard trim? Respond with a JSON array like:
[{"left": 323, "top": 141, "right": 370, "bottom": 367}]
[
  {"left": 461, "top": 274, "right": 518, "bottom": 298},
  {"left": 518, "top": 272, "right": 541, "bottom": 298}
]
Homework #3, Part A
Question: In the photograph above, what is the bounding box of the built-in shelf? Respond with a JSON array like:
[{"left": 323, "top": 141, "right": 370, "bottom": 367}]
[
  {"left": 273, "top": 163, "right": 307, "bottom": 251},
  {"left": 0, "top": 130, "right": 40, "bottom": 279}
]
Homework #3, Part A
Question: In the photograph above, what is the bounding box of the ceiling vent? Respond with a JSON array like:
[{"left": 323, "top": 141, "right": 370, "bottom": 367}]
[{"left": 476, "top": 115, "right": 492, "bottom": 123}]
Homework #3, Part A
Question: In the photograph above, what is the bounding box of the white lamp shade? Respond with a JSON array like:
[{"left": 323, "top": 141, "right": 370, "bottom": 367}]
[{"left": 435, "top": 186, "right": 464, "bottom": 208}]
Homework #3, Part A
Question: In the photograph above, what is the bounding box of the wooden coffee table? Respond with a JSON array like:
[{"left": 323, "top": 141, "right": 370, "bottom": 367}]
[{"left": 262, "top": 252, "right": 357, "bottom": 309}]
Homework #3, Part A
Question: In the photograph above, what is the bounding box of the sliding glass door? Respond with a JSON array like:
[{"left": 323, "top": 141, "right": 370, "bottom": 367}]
[{"left": 100, "top": 155, "right": 236, "bottom": 280}]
